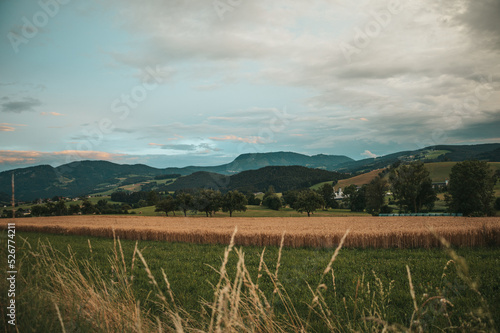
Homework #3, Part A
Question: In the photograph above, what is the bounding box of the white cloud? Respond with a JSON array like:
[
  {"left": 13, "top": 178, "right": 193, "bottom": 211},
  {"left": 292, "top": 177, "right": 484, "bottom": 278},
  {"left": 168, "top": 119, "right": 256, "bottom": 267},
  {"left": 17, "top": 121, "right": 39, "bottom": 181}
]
[{"left": 361, "top": 150, "right": 378, "bottom": 158}]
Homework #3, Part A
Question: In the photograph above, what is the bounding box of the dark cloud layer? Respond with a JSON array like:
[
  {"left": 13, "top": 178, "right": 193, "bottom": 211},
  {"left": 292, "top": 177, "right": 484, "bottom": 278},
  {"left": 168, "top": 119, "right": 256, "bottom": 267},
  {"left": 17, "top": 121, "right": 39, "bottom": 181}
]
[{"left": 1, "top": 97, "right": 41, "bottom": 113}]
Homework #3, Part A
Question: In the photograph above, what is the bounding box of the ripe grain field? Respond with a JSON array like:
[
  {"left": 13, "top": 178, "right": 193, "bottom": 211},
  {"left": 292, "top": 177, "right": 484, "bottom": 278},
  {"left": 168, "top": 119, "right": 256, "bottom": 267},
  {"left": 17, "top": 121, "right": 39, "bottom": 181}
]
[{"left": 3, "top": 215, "right": 500, "bottom": 248}]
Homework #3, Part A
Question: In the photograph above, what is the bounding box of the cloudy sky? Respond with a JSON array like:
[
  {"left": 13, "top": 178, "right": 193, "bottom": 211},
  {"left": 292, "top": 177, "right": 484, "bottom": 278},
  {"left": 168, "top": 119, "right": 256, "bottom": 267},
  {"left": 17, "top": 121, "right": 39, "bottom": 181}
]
[{"left": 1, "top": 0, "right": 499, "bottom": 172}]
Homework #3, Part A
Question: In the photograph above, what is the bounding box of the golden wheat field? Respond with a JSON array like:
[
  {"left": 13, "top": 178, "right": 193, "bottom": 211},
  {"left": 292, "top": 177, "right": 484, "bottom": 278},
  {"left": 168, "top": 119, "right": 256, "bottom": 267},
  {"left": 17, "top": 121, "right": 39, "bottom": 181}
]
[{"left": 3, "top": 215, "right": 500, "bottom": 248}]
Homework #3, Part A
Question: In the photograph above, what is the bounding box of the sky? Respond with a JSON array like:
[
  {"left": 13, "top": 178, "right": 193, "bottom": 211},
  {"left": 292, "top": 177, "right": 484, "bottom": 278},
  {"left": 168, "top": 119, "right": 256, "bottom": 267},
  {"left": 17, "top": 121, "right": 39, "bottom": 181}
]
[{"left": 1, "top": 0, "right": 500, "bottom": 172}]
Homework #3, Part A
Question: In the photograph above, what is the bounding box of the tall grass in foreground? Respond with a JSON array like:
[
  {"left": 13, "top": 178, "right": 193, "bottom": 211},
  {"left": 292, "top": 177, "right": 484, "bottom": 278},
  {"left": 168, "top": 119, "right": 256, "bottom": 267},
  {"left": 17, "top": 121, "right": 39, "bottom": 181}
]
[{"left": 7, "top": 229, "right": 497, "bottom": 333}]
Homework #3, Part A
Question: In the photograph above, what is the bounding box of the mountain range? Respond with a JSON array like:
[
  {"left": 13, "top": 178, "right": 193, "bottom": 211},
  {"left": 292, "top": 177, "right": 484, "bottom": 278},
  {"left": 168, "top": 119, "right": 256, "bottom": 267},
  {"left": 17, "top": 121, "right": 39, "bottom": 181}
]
[{"left": 1, "top": 143, "right": 499, "bottom": 202}]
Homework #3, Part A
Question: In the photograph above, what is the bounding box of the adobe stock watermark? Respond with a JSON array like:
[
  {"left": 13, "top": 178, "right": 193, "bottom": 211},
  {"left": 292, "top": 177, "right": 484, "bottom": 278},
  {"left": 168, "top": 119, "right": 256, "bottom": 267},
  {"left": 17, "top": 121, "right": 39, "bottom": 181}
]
[
  {"left": 213, "top": 0, "right": 244, "bottom": 21},
  {"left": 414, "top": 74, "right": 497, "bottom": 150},
  {"left": 7, "top": 0, "right": 71, "bottom": 54},
  {"left": 61, "top": 66, "right": 164, "bottom": 165},
  {"left": 339, "top": 0, "right": 406, "bottom": 64}
]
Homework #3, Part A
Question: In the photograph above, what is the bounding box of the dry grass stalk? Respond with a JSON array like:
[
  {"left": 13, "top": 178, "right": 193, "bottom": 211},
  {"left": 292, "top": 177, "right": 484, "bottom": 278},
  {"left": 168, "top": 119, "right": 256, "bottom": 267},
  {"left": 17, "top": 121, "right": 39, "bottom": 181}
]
[{"left": 12, "top": 224, "right": 498, "bottom": 332}]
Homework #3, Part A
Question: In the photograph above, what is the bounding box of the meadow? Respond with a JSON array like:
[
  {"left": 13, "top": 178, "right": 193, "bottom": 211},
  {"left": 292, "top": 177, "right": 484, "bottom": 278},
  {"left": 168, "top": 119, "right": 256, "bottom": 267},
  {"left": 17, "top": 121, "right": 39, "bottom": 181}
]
[{"left": 1, "top": 230, "right": 499, "bottom": 332}]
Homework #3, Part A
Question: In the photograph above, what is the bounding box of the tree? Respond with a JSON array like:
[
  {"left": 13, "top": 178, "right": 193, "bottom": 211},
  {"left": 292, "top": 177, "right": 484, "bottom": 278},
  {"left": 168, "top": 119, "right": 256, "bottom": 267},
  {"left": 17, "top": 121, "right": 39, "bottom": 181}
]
[
  {"left": 222, "top": 190, "right": 248, "bottom": 217},
  {"left": 389, "top": 161, "right": 436, "bottom": 213},
  {"left": 68, "top": 204, "right": 81, "bottom": 215},
  {"left": 342, "top": 184, "right": 358, "bottom": 209},
  {"left": 294, "top": 190, "right": 325, "bottom": 217},
  {"left": 246, "top": 193, "right": 262, "bottom": 206},
  {"left": 147, "top": 191, "right": 160, "bottom": 206},
  {"left": 176, "top": 192, "right": 194, "bottom": 217},
  {"left": 54, "top": 199, "right": 68, "bottom": 216},
  {"left": 365, "top": 176, "right": 389, "bottom": 215},
  {"left": 194, "top": 189, "right": 222, "bottom": 217},
  {"left": 155, "top": 195, "right": 178, "bottom": 216},
  {"left": 262, "top": 194, "right": 282, "bottom": 211},
  {"left": 341, "top": 184, "right": 366, "bottom": 212},
  {"left": 282, "top": 190, "right": 300, "bottom": 209},
  {"left": 350, "top": 185, "right": 367, "bottom": 212},
  {"left": 44, "top": 201, "right": 55, "bottom": 215},
  {"left": 121, "top": 204, "right": 132, "bottom": 211},
  {"left": 96, "top": 199, "right": 110, "bottom": 213},
  {"left": 317, "top": 183, "right": 336, "bottom": 209},
  {"left": 31, "top": 204, "right": 45, "bottom": 217},
  {"left": 81, "top": 199, "right": 95, "bottom": 215},
  {"left": 446, "top": 160, "right": 495, "bottom": 216}
]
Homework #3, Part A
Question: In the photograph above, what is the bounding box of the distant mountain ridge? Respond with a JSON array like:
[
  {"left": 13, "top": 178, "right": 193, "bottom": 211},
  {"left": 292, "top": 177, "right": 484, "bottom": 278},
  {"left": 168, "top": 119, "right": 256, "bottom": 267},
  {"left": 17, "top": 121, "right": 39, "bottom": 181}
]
[
  {"left": 0, "top": 152, "right": 353, "bottom": 201},
  {"left": 1, "top": 144, "right": 499, "bottom": 201},
  {"left": 162, "top": 151, "right": 353, "bottom": 175}
]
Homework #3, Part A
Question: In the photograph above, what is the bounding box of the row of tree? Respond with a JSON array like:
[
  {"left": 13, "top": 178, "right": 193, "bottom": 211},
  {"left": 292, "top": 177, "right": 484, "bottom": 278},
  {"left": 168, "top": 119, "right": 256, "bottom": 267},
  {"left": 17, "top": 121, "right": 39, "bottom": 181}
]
[
  {"left": 338, "top": 160, "right": 498, "bottom": 216},
  {"left": 156, "top": 187, "right": 337, "bottom": 217},
  {"left": 155, "top": 189, "right": 248, "bottom": 217},
  {"left": 29, "top": 199, "right": 132, "bottom": 217}
]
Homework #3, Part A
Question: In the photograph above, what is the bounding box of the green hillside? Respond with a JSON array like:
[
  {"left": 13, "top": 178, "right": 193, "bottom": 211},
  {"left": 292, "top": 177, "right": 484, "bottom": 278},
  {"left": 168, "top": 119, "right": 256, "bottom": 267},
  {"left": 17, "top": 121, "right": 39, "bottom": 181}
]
[
  {"left": 2, "top": 144, "right": 500, "bottom": 201},
  {"left": 165, "top": 166, "right": 347, "bottom": 193},
  {"left": 425, "top": 162, "right": 500, "bottom": 182}
]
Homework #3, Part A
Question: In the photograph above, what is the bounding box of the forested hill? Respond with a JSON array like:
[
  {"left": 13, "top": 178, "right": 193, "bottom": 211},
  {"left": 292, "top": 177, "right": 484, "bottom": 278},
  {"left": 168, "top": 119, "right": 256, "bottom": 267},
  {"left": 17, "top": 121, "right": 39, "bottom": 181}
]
[
  {"left": 1, "top": 143, "right": 499, "bottom": 201},
  {"left": 164, "top": 166, "right": 347, "bottom": 193},
  {"left": 0, "top": 153, "right": 351, "bottom": 201}
]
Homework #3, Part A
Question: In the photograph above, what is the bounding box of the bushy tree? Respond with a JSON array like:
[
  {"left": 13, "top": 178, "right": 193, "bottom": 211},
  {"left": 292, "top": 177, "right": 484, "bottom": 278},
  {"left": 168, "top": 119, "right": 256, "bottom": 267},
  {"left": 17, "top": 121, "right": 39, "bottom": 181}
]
[
  {"left": 147, "top": 191, "right": 160, "bottom": 206},
  {"left": 31, "top": 204, "right": 46, "bottom": 217},
  {"left": 155, "top": 195, "right": 178, "bottom": 216},
  {"left": 294, "top": 190, "right": 325, "bottom": 217},
  {"left": 54, "top": 199, "right": 68, "bottom": 216},
  {"left": 222, "top": 190, "right": 247, "bottom": 217},
  {"left": 81, "top": 199, "right": 95, "bottom": 215},
  {"left": 342, "top": 184, "right": 366, "bottom": 212},
  {"left": 262, "top": 186, "right": 282, "bottom": 211},
  {"left": 317, "top": 183, "right": 336, "bottom": 209},
  {"left": 446, "top": 160, "right": 495, "bottom": 216},
  {"left": 176, "top": 192, "right": 194, "bottom": 217},
  {"left": 365, "top": 176, "right": 389, "bottom": 215},
  {"left": 282, "top": 190, "right": 300, "bottom": 209},
  {"left": 350, "top": 185, "right": 367, "bottom": 212},
  {"left": 389, "top": 161, "right": 436, "bottom": 213},
  {"left": 262, "top": 194, "right": 282, "bottom": 211},
  {"left": 342, "top": 184, "right": 357, "bottom": 209},
  {"left": 68, "top": 204, "right": 81, "bottom": 215},
  {"left": 194, "top": 189, "right": 222, "bottom": 217},
  {"left": 246, "top": 193, "right": 262, "bottom": 206},
  {"left": 96, "top": 199, "right": 110, "bottom": 213}
]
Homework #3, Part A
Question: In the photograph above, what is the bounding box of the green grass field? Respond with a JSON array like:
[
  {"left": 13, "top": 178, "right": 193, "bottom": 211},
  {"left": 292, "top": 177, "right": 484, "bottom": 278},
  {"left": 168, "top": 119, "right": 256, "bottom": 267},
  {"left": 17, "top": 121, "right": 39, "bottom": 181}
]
[
  {"left": 130, "top": 205, "right": 370, "bottom": 217},
  {"left": 1, "top": 231, "right": 499, "bottom": 332}
]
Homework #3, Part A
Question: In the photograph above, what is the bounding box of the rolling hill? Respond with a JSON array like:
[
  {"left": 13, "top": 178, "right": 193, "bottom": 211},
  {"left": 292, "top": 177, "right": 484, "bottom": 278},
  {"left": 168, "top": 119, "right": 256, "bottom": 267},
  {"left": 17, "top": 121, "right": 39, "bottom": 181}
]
[
  {"left": 325, "top": 162, "right": 500, "bottom": 195},
  {"left": 333, "top": 169, "right": 386, "bottom": 191},
  {"left": 164, "top": 166, "right": 347, "bottom": 193},
  {"left": 0, "top": 152, "right": 352, "bottom": 201},
  {"left": 1, "top": 143, "right": 500, "bottom": 201},
  {"left": 335, "top": 143, "right": 500, "bottom": 173}
]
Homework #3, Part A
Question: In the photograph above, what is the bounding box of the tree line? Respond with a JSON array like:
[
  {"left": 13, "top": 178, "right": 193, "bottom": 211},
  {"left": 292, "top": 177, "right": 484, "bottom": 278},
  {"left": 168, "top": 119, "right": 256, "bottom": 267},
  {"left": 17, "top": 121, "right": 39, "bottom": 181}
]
[
  {"left": 258, "top": 159, "right": 498, "bottom": 217},
  {"left": 26, "top": 199, "right": 133, "bottom": 217},
  {"left": 154, "top": 189, "right": 248, "bottom": 217},
  {"left": 332, "top": 160, "right": 498, "bottom": 217}
]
